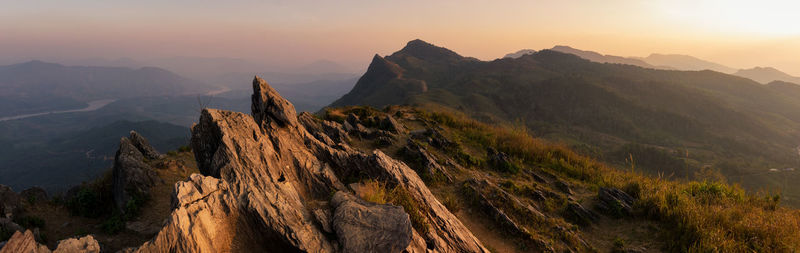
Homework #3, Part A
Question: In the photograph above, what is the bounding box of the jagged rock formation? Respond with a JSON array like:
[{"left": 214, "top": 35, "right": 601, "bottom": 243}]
[
  {"left": 0, "top": 230, "right": 99, "bottom": 253},
  {"left": 119, "top": 76, "right": 488, "bottom": 252},
  {"left": 112, "top": 131, "right": 160, "bottom": 212},
  {"left": 128, "top": 131, "right": 163, "bottom": 160}
]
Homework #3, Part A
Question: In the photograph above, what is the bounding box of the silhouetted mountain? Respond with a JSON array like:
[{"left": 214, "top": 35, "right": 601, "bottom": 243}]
[
  {"left": 503, "top": 49, "right": 536, "bottom": 59},
  {"left": 331, "top": 40, "right": 800, "bottom": 204},
  {"left": 638, "top": 53, "right": 736, "bottom": 73},
  {"left": 550, "top": 45, "right": 661, "bottom": 69},
  {"left": 734, "top": 67, "right": 800, "bottom": 84}
]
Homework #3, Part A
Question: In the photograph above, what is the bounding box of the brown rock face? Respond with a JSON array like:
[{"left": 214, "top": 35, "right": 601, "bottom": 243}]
[
  {"left": 117, "top": 76, "right": 488, "bottom": 252},
  {"left": 0, "top": 230, "right": 98, "bottom": 253},
  {"left": 0, "top": 230, "right": 49, "bottom": 253}
]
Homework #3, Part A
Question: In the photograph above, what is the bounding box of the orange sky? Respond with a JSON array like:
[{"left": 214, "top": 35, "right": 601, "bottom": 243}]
[{"left": 1, "top": 0, "right": 799, "bottom": 74}]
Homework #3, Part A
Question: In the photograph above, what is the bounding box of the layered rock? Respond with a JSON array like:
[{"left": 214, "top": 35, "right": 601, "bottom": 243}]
[
  {"left": 0, "top": 230, "right": 98, "bottom": 253},
  {"left": 112, "top": 132, "right": 159, "bottom": 212},
  {"left": 400, "top": 140, "right": 453, "bottom": 182},
  {"left": 120, "top": 76, "right": 487, "bottom": 252},
  {"left": 129, "top": 131, "right": 163, "bottom": 160}
]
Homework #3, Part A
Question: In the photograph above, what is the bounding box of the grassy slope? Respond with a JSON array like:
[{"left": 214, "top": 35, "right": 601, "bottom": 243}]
[
  {"left": 331, "top": 40, "right": 800, "bottom": 206},
  {"left": 328, "top": 105, "right": 800, "bottom": 252}
]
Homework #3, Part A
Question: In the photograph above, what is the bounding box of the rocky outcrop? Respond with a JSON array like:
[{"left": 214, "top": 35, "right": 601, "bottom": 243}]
[
  {"left": 331, "top": 191, "right": 412, "bottom": 252},
  {"left": 462, "top": 179, "right": 545, "bottom": 237},
  {"left": 0, "top": 230, "right": 49, "bottom": 253},
  {"left": 565, "top": 202, "right": 599, "bottom": 226},
  {"left": 52, "top": 235, "right": 100, "bottom": 253},
  {"left": 596, "top": 187, "right": 635, "bottom": 217},
  {"left": 129, "top": 131, "right": 163, "bottom": 160},
  {"left": 118, "top": 76, "right": 489, "bottom": 252},
  {"left": 0, "top": 185, "right": 20, "bottom": 219},
  {"left": 112, "top": 132, "right": 159, "bottom": 213},
  {"left": 0, "top": 230, "right": 98, "bottom": 253},
  {"left": 400, "top": 140, "right": 453, "bottom": 182}
]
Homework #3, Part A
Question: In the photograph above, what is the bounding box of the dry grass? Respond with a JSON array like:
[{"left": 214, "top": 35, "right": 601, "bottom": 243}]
[{"left": 417, "top": 108, "right": 800, "bottom": 252}]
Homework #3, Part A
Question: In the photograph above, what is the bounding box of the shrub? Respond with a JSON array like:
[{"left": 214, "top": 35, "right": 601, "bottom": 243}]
[
  {"left": 102, "top": 215, "right": 125, "bottom": 234},
  {"left": 0, "top": 226, "right": 13, "bottom": 242},
  {"left": 67, "top": 187, "right": 103, "bottom": 218},
  {"left": 389, "top": 187, "right": 430, "bottom": 235},
  {"left": 14, "top": 215, "right": 45, "bottom": 229},
  {"left": 178, "top": 145, "right": 191, "bottom": 152}
]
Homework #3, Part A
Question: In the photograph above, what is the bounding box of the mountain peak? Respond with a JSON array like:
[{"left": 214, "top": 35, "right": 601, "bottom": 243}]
[{"left": 393, "top": 39, "right": 464, "bottom": 61}]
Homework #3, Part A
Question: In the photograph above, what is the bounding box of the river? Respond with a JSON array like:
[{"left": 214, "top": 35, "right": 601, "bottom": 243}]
[{"left": 0, "top": 99, "right": 118, "bottom": 122}]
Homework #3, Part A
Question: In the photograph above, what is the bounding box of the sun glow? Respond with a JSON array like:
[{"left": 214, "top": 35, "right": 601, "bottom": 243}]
[{"left": 657, "top": 0, "right": 800, "bottom": 36}]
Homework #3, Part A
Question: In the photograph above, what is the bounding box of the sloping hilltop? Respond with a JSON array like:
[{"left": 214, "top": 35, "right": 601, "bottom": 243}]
[{"left": 2, "top": 77, "right": 799, "bottom": 252}]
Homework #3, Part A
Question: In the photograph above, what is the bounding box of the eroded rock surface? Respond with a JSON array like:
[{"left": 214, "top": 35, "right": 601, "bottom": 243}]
[{"left": 113, "top": 76, "right": 490, "bottom": 252}]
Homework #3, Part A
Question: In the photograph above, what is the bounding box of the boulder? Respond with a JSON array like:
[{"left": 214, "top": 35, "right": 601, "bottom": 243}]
[
  {"left": 52, "top": 235, "right": 100, "bottom": 253},
  {"left": 331, "top": 191, "right": 412, "bottom": 252}
]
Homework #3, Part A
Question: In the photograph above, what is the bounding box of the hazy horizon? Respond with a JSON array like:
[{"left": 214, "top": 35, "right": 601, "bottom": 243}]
[{"left": 3, "top": 0, "right": 800, "bottom": 75}]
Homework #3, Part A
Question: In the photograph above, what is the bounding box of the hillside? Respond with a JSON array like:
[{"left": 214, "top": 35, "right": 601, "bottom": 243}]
[
  {"left": 0, "top": 61, "right": 214, "bottom": 117},
  {"left": 2, "top": 77, "right": 798, "bottom": 252},
  {"left": 331, "top": 39, "right": 800, "bottom": 205}
]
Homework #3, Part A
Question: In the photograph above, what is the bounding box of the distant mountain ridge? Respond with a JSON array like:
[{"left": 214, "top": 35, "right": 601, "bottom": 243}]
[
  {"left": 508, "top": 46, "right": 800, "bottom": 85},
  {"left": 636, "top": 53, "right": 736, "bottom": 73},
  {"left": 331, "top": 39, "right": 800, "bottom": 205},
  {"left": 0, "top": 60, "right": 214, "bottom": 117},
  {"left": 549, "top": 45, "right": 660, "bottom": 69},
  {"left": 734, "top": 67, "right": 800, "bottom": 84}
]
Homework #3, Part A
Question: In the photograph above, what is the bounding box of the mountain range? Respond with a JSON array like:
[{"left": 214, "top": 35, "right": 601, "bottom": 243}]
[
  {"left": 0, "top": 61, "right": 213, "bottom": 117},
  {"left": 333, "top": 39, "right": 800, "bottom": 204},
  {"left": 507, "top": 45, "right": 800, "bottom": 85}
]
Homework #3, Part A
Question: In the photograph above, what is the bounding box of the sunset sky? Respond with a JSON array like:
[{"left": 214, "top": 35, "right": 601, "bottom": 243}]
[{"left": 2, "top": 0, "right": 800, "bottom": 74}]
